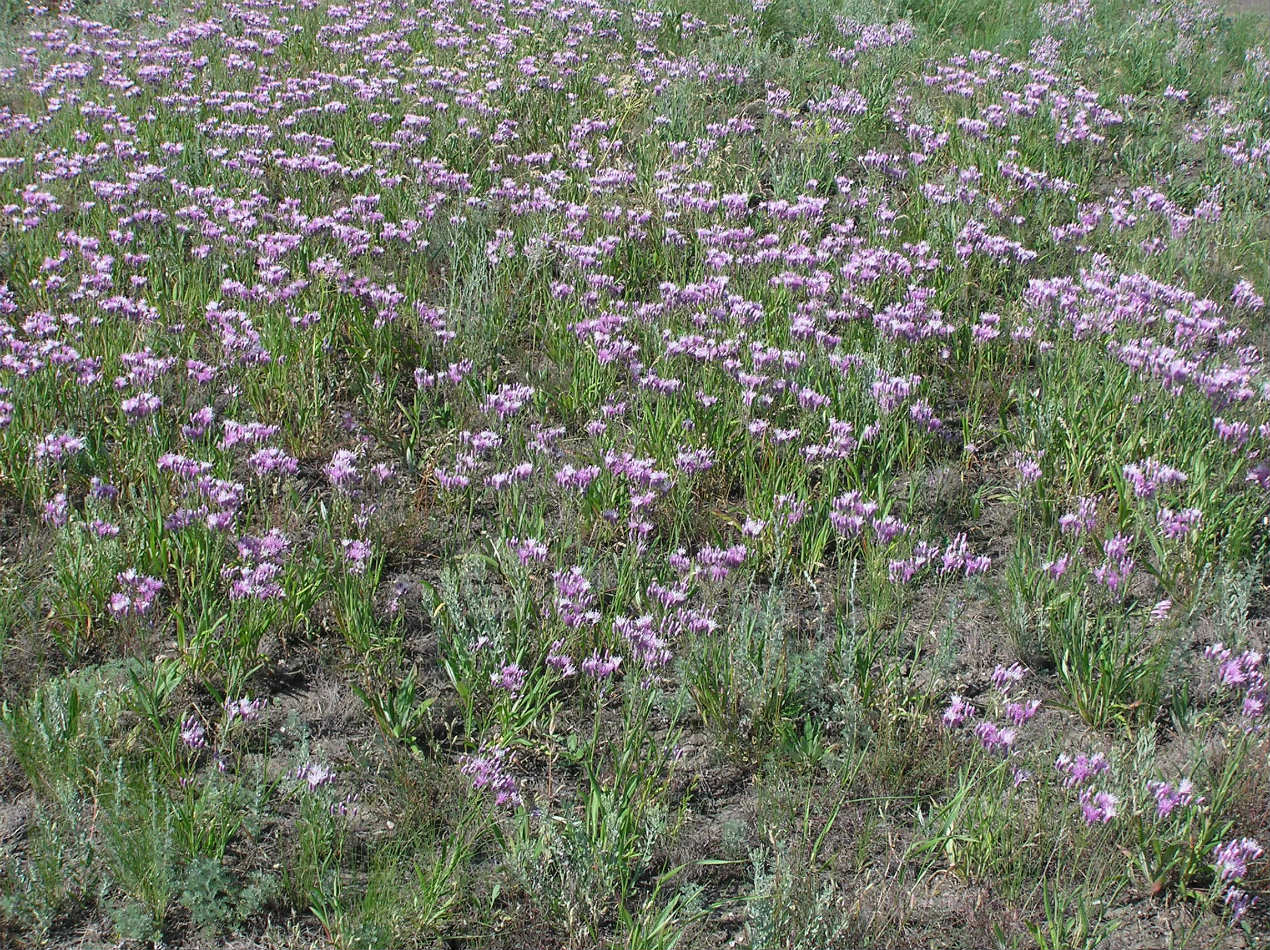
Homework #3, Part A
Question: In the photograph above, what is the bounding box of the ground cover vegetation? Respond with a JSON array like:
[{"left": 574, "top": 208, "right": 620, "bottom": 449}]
[{"left": 0, "top": 0, "right": 1268, "bottom": 944}]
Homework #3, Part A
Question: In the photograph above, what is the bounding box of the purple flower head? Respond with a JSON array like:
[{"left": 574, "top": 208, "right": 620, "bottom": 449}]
[
  {"left": 480, "top": 383, "right": 535, "bottom": 420},
  {"left": 43, "top": 492, "right": 70, "bottom": 528},
  {"left": 773, "top": 494, "right": 807, "bottom": 528},
  {"left": 325, "top": 449, "right": 360, "bottom": 490},
  {"left": 556, "top": 464, "right": 600, "bottom": 492},
  {"left": 942, "top": 694, "right": 976, "bottom": 728},
  {"left": 1013, "top": 451, "right": 1043, "bottom": 485},
  {"left": 491, "top": 662, "right": 527, "bottom": 695},
  {"left": 341, "top": 538, "right": 373, "bottom": 574},
  {"left": 1005, "top": 699, "right": 1041, "bottom": 726},
  {"left": 696, "top": 543, "right": 748, "bottom": 581},
  {"left": 1079, "top": 789, "right": 1118, "bottom": 824},
  {"left": 835, "top": 497, "right": 884, "bottom": 541},
  {"left": 554, "top": 566, "right": 599, "bottom": 628},
  {"left": 458, "top": 744, "right": 521, "bottom": 807},
  {"left": 1215, "top": 648, "right": 1264, "bottom": 690},
  {"left": 1224, "top": 887, "right": 1255, "bottom": 924},
  {"left": 1231, "top": 279, "right": 1264, "bottom": 312},
  {"left": 992, "top": 662, "right": 1029, "bottom": 693},
  {"left": 121, "top": 391, "right": 161, "bottom": 422},
  {"left": 581, "top": 650, "right": 622, "bottom": 679},
  {"left": 224, "top": 697, "right": 265, "bottom": 724},
  {"left": 1213, "top": 417, "right": 1251, "bottom": 446},
  {"left": 329, "top": 793, "right": 358, "bottom": 819},
  {"left": 34, "top": 431, "right": 86, "bottom": 464},
  {"left": 1042, "top": 555, "right": 1070, "bottom": 579},
  {"left": 1148, "top": 778, "right": 1200, "bottom": 819},
  {"left": 1214, "top": 838, "right": 1263, "bottom": 882},
  {"left": 546, "top": 640, "right": 577, "bottom": 678},
  {"left": 615, "top": 614, "right": 672, "bottom": 669},
  {"left": 88, "top": 519, "right": 120, "bottom": 538},
  {"left": 974, "top": 720, "right": 1017, "bottom": 755},
  {"left": 181, "top": 716, "right": 207, "bottom": 751},
  {"left": 1094, "top": 533, "right": 1136, "bottom": 593},
  {"left": 89, "top": 477, "right": 118, "bottom": 501},
  {"left": 1058, "top": 496, "right": 1098, "bottom": 536},
  {"left": 296, "top": 761, "right": 336, "bottom": 791},
  {"left": 182, "top": 406, "right": 216, "bottom": 441},
  {"left": 1123, "top": 458, "right": 1187, "bottom": 499},
  {"left": 486, "top": 462, "right": 534, "bottom": 493},
  {"left": 249, "top": 448, "right": 299, "bottom": 477},
  {"left": 508, "top": 536, "right": 548, "bottom": 565},
  {"left": 1158, "top": 507, "right": 1202, "bottom": 540},
  {"left": 109, "top": 569, "right": 164, "bottom": 617},
  {"left": 1055, "top": 752, "right": 1110, "bottom": 788}
]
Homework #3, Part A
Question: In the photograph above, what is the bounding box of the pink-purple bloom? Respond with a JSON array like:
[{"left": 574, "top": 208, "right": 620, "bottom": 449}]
[
  {"left": 458, "top": 745, "right": 521, "bottom": 807},
  {"left": 1213, "top": 837, "right": 1263, "bottom": 882},
  {"left": 109, "top": 570, "right": 164, "bottom": 617}
]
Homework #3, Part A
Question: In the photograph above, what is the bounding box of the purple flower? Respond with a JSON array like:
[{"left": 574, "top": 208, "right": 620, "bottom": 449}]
[
  {"left": 341, "top": 538, "right": 373, "bottom": 574},
  {"left": 581, "top": 650, "right": 622, "bottom": 679},
  {"left": 1148, "top": 779, "right": 1199, "bottom": 819},
  {"left": 1224, "top": 887, "right": 1255, "bottom": 924},
  {"left": 1005, "top": 699, "right": 1040, "bottom": 726},
  {"left": 991, "top": 662, "right": 1028, "bottom": 693},
  {"left": 181, "top": 716, "right": 207, "bottom": 751},
  {"left": 974, "top": 720, "right": 1017, "bottom": 754},
  {"left": 555, "top": 464, "right": 600, "bottom": 492},
  {"left": 1042, "top": 555, "right": 1070, "bottom": 579},
  {"left": 1079, "top": 789, "right": 1118, "bottom": 824},
  {"left": 296, "top": 761, "right": 336, "bottom": 791},
  {"left": 1231, "top": 279, "right": 1264, "bottom": 312},
  {"left": 546, "top": 640, "right": 576, "bottom": 677},
  {"left": 480, "top": 383, "right": 535, "bottom": 420},
  {"left": 942, "top": 694, "right": 976, "bottom": 728},
  {"left": 554, "top": 566, "right": 599, "bottom": 628},
  {"left": 1215, "top": 648, "right": 1263, "bottom": 689},
  {"left": 615, "top": 614, "right": 671, "bottom": 669},
  {"left": 508, "top": 536, "right": 549, "bottom": 564},
  {"left": 329, "top": 793, "right": 358, "bottom": 819},
  {"left": 828, "top": 492, "right": 878, "bottom": 538},
  {"left": 34, "top": 431, "right": 86, "bottom": 463},
  {"left": 121, "top": 391, "right": 161, "bottom": 421},
  {"left": 109, "top": 569, "right": 164, "bottom": 617},
  {"left": 1213, "top": 838, "right": 1263, "bottom": 882},
  {"left": 1157, "top": 507, "right": 1202, "bottom": 540},
  {"left": 458, "top": 744, "right": 521, "bottom": 807},
  {"left": 42, "top": 492, "right": 70, "bottom": 527},
  {"left": 1058, "top": 496, "right": 1098, "bottom": 536},
  {"left": 183, "top": 406, "right": 216, "bottom": 440},
  {"left": 1123, "top": 459, "right": 1187, "bottom": 499},
  {"left": 325, "top": 449, "right": 360, "bottom": 490},
  {"left": 89, "top": 478, "right": 118, "bottom": 501},
  {"left": 1094, "top": 533, "right": 1136, "bottom": 593},
  {"left": 248, "top": 447, "right": 299, "bottom": 476},
  {"left": 224, "top": 697, "right": 265, "bottom": 724},
  {"left": 1055, "top": 752, "right": 1110, "bottom": 788},
  {"left": 1013, "top": 451, "right": 1043, "bottom": 484},
  {"left": 88, "top": 519, "right": 120, "bottom": 538},
  {"left": 491, "top": 662, "right": 527, "bottom": 695}
]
